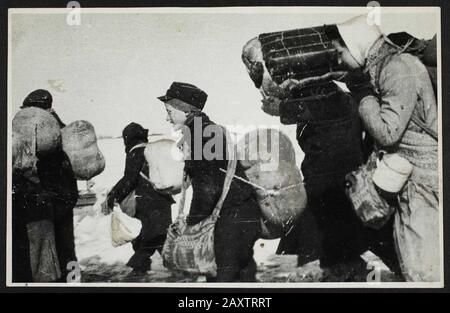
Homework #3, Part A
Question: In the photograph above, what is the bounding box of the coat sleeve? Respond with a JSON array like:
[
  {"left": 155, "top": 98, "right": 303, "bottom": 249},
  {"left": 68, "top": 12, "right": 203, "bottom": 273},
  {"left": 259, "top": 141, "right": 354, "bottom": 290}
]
[
  {"left": 109, "top": 150, "right": 144, "bottom": 203},
  {"left": 358, "top": 56, "right": 418, "bottom": 147}
]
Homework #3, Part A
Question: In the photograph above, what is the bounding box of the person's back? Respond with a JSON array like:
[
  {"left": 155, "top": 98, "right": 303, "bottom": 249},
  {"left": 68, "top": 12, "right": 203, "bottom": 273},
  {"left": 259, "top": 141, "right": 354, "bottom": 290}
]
[{"left": 107, "top": 122, "right": 174, "bottom": 274}]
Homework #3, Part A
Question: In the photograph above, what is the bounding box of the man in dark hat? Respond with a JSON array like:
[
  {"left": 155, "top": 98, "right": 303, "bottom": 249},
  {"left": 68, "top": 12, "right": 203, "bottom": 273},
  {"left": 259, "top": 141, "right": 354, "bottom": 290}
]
[
  {"left": 106, "top": 122, "right": 175, "bottom": 275},
  {"left": 12, "top": 89, "right": 79, "bottom": 282},
  {"left": 158, "top": 82, "right": 261, "bottom": 282}
]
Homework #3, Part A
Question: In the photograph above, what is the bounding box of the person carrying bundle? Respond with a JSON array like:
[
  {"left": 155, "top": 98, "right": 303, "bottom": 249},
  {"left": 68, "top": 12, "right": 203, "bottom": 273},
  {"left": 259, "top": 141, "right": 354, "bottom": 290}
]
[
  {"left": 12, "top": 89, "right": 79, "bottom": 282},
  {"left": 325, "top": 15, "right": 439, "bottom": 282},
  {"left": 105, "top": 123, "right": 175, "bottom": 275},
  {"left": 242, "top": 29, "right": 401, "bottom": 281},
  {"left": 158, "top": 82, "right": 261, "bottom": 282}
]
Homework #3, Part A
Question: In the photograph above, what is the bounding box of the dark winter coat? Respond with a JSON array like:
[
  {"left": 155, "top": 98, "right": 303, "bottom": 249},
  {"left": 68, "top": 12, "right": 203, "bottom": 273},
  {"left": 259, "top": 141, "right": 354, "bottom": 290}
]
[
  {"left": 12, "top": 171, "right": 54, "bottom": 282},
  {"left": 183, "top": 112, "right": 260, "bottom": 225},
  {"left": 12, "top": 110, "right": 79, "bottom": 281},
  {"left": 108, "top": 143, "right": 174, "bottom": 240},
  {"left": 278, "top": 86, "right": 400, "bottom": 273},
  {"left": 36, "top": 149, "right": 79, "bottom": 221},
  {"left": 183, "top": 112, "right": 261, "bottom": 282},
  {"left": 280, "top": 88, "right": 365, "bottom": 197}
]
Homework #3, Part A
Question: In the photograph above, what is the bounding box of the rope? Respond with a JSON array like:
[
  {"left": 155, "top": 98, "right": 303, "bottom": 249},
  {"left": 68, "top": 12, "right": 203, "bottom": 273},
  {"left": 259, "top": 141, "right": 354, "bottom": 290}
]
[
  {"left": 177, "top": 172, "right": 188, "bottom": 217},
  {"left": 219, "top": 168, "right": 304, "bottom": 195}
]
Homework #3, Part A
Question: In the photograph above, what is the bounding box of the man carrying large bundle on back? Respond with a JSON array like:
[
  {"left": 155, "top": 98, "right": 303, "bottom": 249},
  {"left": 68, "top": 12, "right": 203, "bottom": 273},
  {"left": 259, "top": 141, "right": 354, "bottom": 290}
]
[
  {"left": 12, "top": 89, "right": 79, "bottom": 282},
  {"left": 242, "top": 27, "right": 401, "bottom": 281}
]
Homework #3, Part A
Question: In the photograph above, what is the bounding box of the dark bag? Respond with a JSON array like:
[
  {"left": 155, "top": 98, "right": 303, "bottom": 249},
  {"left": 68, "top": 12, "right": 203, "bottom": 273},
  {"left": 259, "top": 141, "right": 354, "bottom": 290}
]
[{"left": 344, "top": 152, "right": 396, "bottom": 230}]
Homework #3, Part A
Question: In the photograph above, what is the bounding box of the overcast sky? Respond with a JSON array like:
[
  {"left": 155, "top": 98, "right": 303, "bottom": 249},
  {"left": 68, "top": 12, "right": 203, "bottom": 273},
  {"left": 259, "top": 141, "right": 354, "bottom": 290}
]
[{"left": 9, "top": 7, "right": 439, "bottom": 137}]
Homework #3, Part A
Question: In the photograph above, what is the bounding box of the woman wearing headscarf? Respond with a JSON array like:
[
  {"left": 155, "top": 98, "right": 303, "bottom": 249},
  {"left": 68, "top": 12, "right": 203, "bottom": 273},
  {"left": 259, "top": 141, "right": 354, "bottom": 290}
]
[
  {"left": 325, "top": 15, "right": 439, "bottom": 282},
  {"left": 106, "top": 123, "right": 174, "bottom": 274}
]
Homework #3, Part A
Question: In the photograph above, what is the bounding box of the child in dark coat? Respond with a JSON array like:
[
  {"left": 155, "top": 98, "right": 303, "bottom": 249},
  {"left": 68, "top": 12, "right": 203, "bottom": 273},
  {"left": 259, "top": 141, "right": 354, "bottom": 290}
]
[
  {"left": 158, "top": 82, "right": 261, "bottom": 282},
  {"left": 106, "top": 123, "right": 174, "bottom": 274}
]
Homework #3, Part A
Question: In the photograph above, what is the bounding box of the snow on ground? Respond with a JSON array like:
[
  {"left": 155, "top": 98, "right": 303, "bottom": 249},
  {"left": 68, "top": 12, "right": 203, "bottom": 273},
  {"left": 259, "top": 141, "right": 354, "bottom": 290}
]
[{"left": 75, "top": 137, "right": 282, "bottom": 268}]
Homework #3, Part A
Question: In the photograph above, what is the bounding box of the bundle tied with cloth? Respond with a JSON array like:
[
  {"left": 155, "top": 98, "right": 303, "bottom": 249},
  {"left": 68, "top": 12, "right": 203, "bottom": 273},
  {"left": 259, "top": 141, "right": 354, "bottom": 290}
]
[
  {"left": 116, "top": 136, "right": 184, "bottom": 218},
  {"left": 12, "top": 107, "right": 61, "bottom": 174},
  {"left": 61, "top": 120, "right": 105, "bottom": 180},
  {"left": 236, "top": 128, "right": 307, "bottom": 239},
  {"left": 110, "top": 135, "right": 184, "bottom": 248},
  {"left": 13, "top": 108, "right": 105, "bottom": 182}
]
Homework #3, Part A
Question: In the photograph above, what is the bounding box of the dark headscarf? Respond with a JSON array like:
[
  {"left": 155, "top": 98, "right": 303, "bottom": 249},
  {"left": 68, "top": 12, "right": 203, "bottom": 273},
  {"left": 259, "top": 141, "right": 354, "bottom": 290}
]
[
  {"left": 122, "top": 122, "right": 149, "bottom": 153},
  {"left": 22, "top": 89, "right": 53, "bottom": 110},
  {"left": 21, "top": 89, "right": 66, "bottom": 128}
]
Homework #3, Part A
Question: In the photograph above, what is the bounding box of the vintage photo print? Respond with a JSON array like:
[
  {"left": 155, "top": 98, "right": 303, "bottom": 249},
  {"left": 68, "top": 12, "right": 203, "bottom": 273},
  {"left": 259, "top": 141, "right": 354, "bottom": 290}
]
[{"left": 6, "top": 5, "right": 443, "bottom": 288}]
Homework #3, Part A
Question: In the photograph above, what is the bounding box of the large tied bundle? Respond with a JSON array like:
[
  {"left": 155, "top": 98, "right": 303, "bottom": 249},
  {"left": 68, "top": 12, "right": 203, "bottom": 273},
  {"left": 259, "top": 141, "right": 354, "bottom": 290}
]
[
  {"left": 259, "top": 26, "right": 341, "bottom": 85},
  {"left": 143, "top": 138, "right": 184, "bottom": 194},
  {"left": 242, "top": 26, "right": 346, "bottom": 99},
  {"left": 236, "top": 128, "right": 307, "bottom": 239},
  {"left": 61, "top": 120, "right": 105, "bottom": 180},
  {"left": 12, "top": 107, "right": 61, "bottom": 171}
]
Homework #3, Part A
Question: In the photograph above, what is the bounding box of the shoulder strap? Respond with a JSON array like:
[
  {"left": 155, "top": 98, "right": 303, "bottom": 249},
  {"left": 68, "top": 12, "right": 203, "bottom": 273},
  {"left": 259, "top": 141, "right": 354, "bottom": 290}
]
[
  {"left": 130, "top": 143, "right": 148, "bottom": 153},
  {"left": 177, "top": 127, "right": 238, "bottom": 219},
  {"left": 211, "top": 151, "right": 238, "bottom": 218},
  {"left": 211, "top": 127, "right": 238, "bottom": 218},
  {"left": 177, "top": 172, "right": 189, "bottom": 217}
]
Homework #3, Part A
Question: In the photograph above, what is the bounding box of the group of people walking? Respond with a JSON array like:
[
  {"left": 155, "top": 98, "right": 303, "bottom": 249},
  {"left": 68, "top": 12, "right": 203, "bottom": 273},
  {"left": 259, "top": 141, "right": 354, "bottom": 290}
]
[{"left": 12, "top": 14, "right": 439, "bottom": 283}]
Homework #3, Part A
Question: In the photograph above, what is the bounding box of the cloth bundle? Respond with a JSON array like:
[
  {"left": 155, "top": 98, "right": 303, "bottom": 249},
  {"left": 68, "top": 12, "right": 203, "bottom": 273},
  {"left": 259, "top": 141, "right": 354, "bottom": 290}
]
[
  {"left": 142, "top": 138, "right": 184, "bottom": 194},
  {"left": 12, "top": 107, "right": 61, "bottom": 172},
  {"left": 61, "top": 120, "right": 105, "bottom": 180},
  {"left": 237, "top": 128, "right": 307, "bottom": 239},
  {"left": 110, "top": 206, "right": 142, "bottom": 247}
]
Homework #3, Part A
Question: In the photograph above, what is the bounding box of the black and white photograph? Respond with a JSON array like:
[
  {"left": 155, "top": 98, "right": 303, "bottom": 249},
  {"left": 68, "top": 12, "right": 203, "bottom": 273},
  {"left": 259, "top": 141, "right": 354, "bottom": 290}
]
[{"left": 6, "top": 5, "right": 443, "bottom": 288}]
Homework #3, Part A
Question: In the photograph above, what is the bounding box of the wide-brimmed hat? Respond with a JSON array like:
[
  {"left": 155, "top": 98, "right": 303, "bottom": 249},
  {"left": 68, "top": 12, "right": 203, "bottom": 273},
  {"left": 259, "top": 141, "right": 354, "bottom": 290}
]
[
  {"left": 158, "top": 82, "right": 207, "bottom": 111},
  {"left": 372, "top": 153, "right": 413, "bottom": 193}
]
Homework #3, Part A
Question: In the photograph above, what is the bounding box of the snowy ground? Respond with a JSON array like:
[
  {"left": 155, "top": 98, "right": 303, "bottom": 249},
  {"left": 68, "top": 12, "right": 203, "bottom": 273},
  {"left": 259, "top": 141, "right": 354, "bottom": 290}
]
[
  {"left": 74, "top": 197, "right": 285, "bottom": 283},
  {"left": 74, "top": 136, "right": 285, "bottom": 282},
  {"left": 74, "top": 137, "right": 399, "bottom": 283}
]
